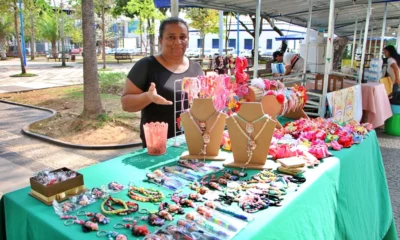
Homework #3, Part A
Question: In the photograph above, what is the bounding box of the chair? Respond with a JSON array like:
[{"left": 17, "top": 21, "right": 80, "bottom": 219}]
[{"left": 314, "top": 74, "right": 344, "bottom": 92}]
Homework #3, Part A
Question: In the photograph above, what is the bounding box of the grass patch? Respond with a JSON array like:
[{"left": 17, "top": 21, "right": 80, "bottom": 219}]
[
  {"left": 98, "top": 68, "right": 113, "bottom": 72},
  {"left": 98, "top": 72, "right": 126, "bottom": 95},
  {"left": 52, "top": 65, "right": 74, "bottom": 68},
  {"left": 10, "top": 73, "right": 38, "bottom": 77}
]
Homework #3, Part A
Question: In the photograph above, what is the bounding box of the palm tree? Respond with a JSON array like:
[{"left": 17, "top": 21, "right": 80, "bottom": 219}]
[
  {"left": 37, "top": 13, "right": 59, "bottom": 58},
  {"left": 82, "top": 0, "right": 104, "bottom": 118},
  {"left": 0, "top": 15, "right": 12, "bottom": 60}
]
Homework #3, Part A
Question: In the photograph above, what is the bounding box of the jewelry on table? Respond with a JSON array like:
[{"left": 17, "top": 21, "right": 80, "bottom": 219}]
[
  {"left": 204, "top": 201, "right": 251, "bottom": 221},
  {"left": 185, "top": 212, "right": 230, "bottom": 238},
  {"left": 101, "top": 196, "right": 139, "bottom": 215},
  {"left": 226, "top": 169, "right": 247, "bottom": 178},
  {"left": 158, "top": 209, "right": 174, "bottom": 221},
  {"left": 64, "top": 219, "right": 99, "bottom": 233},
  {"left": 128, "top": 185, "right": 164, "bottom": 202},
  {"left": 190, "top": 181, "right": 209, "bottom": 195},
  {"left": 97, "top": 230, "right": 128, "bottom": 240},
  {"left": 60, "top": 215, "right": 77, "bottom": 220},
  {"left": 162, "top": 166, "right": 200, "bottom": 181},
  {"left": 187, "top": 110, "right": 221, "bottom": 160},
  {"left": 115, "top": 220, "right": 149, "bottom": 237},
  {"left": 196, "top": 206, "right": 238, "bottom": 232},
  {"left": 171, "top": 193, "right": 196, "bottom": 208},
  {"left": 92, "top": 187, "right": 108, "bottom": 199},
  {"left": 188, "top": 192, "right": 204, "bottom": 202},
  {"left": 159, "top": 202, "right": 185, "bottom": 215},
  {"left": 77, "top": 211, "right": 110, "bottom": 224},
  {"left": 232, "top": 114, "right": 270, "bottom": 171},
  {"left": 146, "top": 170, "right": 184, "bottom": 191},
  {"left": 238, "top": 195, "right": 269, "bottom": 213},
  {"left": 201, "top": 175, "right": 222, "bottom": 191},
  {"left": 107, "top": 182, "right": 124, "bottom": 191}
]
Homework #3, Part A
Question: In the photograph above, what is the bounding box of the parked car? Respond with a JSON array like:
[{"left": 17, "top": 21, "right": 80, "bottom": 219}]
[
  {"left": 187, "top": 49, "right": 201, "bottom": 58},
  {"left": 239, "top": 50, "right": 252, "bottom": 58}
]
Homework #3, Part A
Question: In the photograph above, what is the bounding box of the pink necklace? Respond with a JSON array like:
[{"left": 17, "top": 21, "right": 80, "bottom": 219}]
[{"left": 187, "top": 110, "right": 221, "bottom": 159}]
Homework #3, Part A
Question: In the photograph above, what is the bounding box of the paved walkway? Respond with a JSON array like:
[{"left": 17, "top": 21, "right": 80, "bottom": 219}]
[
  {"left": 0, "top": 58, "right": 134, "bottom": 93},
  {"left": 0, "top": 102, "right": 138, "bottom": 197}
]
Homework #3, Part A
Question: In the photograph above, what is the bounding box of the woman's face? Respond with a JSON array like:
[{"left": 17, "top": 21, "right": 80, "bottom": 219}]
[
  {"left": 383, "top": 49, "right": 390, "bottom": 58},
  {"left": 159, "top": 23, "right": 188, "bottom": 58}
]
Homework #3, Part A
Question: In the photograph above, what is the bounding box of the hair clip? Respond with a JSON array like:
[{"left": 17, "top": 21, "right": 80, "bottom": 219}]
[{"left": 108, "top": 182, "right": 124, "bottom": 191}]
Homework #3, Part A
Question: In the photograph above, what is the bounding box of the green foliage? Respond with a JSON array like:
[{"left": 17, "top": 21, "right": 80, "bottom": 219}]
[
  {"left": 37, "top": 12, "right": 59, "bottom": 43},
  {"left": 112, "top": 0, "right": 136, "bottom": 18},
  {"left": 96, "top": 113, "right": 111, "bottom": 127},
  {"left": 185, "top": 8, "right": 219, "bottom": 36},
  {"left": 0, "top": 15, "right": 12, "bottom": 41},
  {"left": 342, "top": 45, "right": 352, "bottom": 60},
  {"left": 98, "top": 72, "right": 126, "bottom": 94},
  {"left": 10, "top": 73, "right": 38, "bottom": 77}
]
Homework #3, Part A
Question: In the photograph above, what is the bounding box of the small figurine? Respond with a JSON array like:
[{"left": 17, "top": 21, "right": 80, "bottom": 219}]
[
  {"left": 188, "top": 192, "right": 204, "bottom": 202},
  {"left": 93, "top": 212, "right": 110, "bottom": 224},
  {"left": 147, "top": 213, "right": 165, "bottom": 226},
  {"left": 108, "top": 182, "right": 124, "bottom": 191}
]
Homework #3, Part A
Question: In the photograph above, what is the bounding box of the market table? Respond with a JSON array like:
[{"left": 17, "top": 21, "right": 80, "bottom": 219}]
[
  {"left": 361, "top": 82, "right": 393, "bottom": 128},
  {"left": 0, "top": 131, "right": 397, "bottom": 240}
]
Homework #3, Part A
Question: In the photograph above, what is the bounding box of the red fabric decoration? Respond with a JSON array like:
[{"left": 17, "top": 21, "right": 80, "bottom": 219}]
[{"left": 276, "top": 94, "right": 285, "bottom": 104}]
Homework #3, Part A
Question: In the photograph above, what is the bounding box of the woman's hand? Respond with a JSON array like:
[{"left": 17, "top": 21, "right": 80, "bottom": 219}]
[{"left": 147, "top": 82, "right": 173, "bottom": 105}]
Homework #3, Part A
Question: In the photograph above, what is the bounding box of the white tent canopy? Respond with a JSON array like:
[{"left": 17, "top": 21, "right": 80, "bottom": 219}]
[{"left": 181, "top": 0, "right": 400, "bottom": 38}]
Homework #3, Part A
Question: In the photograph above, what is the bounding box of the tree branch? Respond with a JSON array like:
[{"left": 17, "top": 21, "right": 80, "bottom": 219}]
[{"left": 238, "top": 18, "right": 254, "bottom": 38}]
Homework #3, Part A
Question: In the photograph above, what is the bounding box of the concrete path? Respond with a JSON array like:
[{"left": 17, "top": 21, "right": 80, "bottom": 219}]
[
  {"left": 0, "top": 102, "right": 139, "bottom": 197},
  {"left": 0, "top": 58, "right": 133, "bottom": 93}
]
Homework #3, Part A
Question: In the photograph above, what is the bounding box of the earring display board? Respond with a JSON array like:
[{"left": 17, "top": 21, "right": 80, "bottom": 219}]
[
  {"left": 180, "top": 98, "right": 228, "bottom": 161},
  {"left": 224, "top": 102, "right": 276, "bottom": 170},
  {"left": 247, "top": 87, "right": 309, "bottom": 129}
]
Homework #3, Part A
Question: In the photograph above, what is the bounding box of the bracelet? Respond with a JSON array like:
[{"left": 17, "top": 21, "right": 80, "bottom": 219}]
[
  {"left": 128, "top": 186, "right": 164, "bottom": 202},
  {"left": 101, "top": 196, "right": 139, "bottom": 215}
]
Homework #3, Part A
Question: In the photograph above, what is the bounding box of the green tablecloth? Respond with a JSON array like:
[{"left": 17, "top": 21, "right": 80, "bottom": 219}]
[{"left": 0, "top": 131, "right": 397, "bottom": 240}]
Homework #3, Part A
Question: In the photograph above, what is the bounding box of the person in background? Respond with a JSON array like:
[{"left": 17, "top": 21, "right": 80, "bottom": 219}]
[
  {"left": 383, "top": 45, "right": 400, "bottom": 86},
  {"left": 214, "top": 55, "right": 226, "bottom": 75},
  {"left": 225, "top": 54, "right": 235, "bottom": 75},
  {"left": 121, "top": 17, "right": 203, "bottom": 148},
  {"left": 273, "top": 51, "right": 305, "bottom": 76},
  {"left": 383, "top": 45, "right": 400, "bottom": 104}
]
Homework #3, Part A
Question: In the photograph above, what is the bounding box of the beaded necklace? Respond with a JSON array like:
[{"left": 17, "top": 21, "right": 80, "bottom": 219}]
[
  {"left": 232, "top": 114, "right": 270, "bottom": 171},
  {"left": 101, "top": 196, "right": 139, "bottom": 216},
  {"left": 187, "top": 110, "right": 221, "bottom": 159},
  {"left": 128, "top": 186, "right": 164, "bottom": 202}
]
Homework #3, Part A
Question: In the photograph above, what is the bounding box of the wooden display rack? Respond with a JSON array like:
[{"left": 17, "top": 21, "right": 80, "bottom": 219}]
[{"left": 246, "top": 86, "right": 308, "bottom": 128}]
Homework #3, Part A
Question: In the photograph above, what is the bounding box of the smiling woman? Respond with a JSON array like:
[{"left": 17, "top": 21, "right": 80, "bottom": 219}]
[{"left": 121, "top": 17, "right": 204, "bottom": 148}]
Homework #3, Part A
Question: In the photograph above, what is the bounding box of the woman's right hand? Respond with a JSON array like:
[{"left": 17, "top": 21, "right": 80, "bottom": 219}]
[{"left": 147, "top": 82, "right": 173, "bottom": 105}]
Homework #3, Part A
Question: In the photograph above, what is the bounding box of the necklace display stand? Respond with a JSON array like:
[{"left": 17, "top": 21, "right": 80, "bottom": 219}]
[
  {"left": 224, "top": 102, "right": 276, "bottom": 170},
  {"left": 180, "top": 98, "right": 228, "bottom": 161}
]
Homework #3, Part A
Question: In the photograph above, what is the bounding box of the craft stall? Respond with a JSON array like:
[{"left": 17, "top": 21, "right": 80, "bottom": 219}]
[{"left": 0, "top": 56, "right": 397, "bottom": 240}]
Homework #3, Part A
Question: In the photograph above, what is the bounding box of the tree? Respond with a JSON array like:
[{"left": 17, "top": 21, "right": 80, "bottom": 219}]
[
  {"left": 224, "top": 12, "right": 233, "bottom": 55},
  {"left": 82, "top": 0, "right": 104, "bottom": 118},
  {"left": 95, "top": 0, "right": 113, "bottom": 69},
  {"left": 37, "top": 12, "right": 59, "bottom": 58},
  {"left": 0, "top": 15, "right": 12, "bottom": 60},
  {"left": 237, "top": 14, "right": 287, "bottom": 56},
  {"left": 125, "top": 0, "right": 163, "bottom": 55},
  {"left": 185, "top": 8, "right": 219, "bottom": 58},
  {"left": 12, "top": 0, "right": 26, "bottom": 74}
]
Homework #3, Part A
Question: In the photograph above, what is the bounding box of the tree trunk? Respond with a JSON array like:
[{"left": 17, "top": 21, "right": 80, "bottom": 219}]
[
  {"left": 82, "top": 0, "right": 104, "bottom": 118},
  {"left": 201, "top": 33, "right": 205, "bottom": 58},
  {"left": 61, "top": 12, "right": 66, "bottom": 67},
  {"left": 263, "top": 16, "right": 287, "bottom": 53},
  {"left": 51, "top": 40, "right": 58, "bottom": 58},
  {"left": 30, "top": 14, "right": 35, "bottom": 60},
  {"left": 101, "top": 4, "right": 106, "bottom": 69},
  {"left": 13, "top": 0, "right": 26, "bottom": 74},
  {"left": 225, "top": 14, "right": 231, "bottom": 55},
  {"left": 139, "top": 19, "right": 143, "bottom": 55},
  {"left": 0, "top": 39, "right": 7, "bottom": 60},
  {"left": 149, "top": 17, "right": 155, "bottom": 55},
  {"left": 333, "top": 37, "right": 349, "bottom": 70}
]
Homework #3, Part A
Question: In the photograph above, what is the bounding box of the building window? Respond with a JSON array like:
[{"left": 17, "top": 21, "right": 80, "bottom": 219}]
[
  {"left": 228, "top": 39, "right": 236, "bottom": 49},
  {"left": 212, "top": 39, "right": 219, "bottom": 49},
  {"left": 266, "top": 39, "right": 273, "bottom": 50},
  {"left": 197, "top": 39, "right": 203, "bottom": 48},
  {"left": 244, "top": 39, "right": 253, "bottom": 50}
]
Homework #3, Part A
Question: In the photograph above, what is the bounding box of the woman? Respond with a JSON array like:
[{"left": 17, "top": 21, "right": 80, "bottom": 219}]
[
  {"left": 384, "top": 46, "right": 400, "bottom": 104},
  {"left": 383, "top": 45, "right": 400, "bottom": 85},
  {"left": 121, "top": 17, "right": 203, "bottom": 147},
  {"left": 225, "top": 54, "right": 235, "bottom": 75},
  {"left": 214, "top": 55, "right": 226, "bottom": 75}
]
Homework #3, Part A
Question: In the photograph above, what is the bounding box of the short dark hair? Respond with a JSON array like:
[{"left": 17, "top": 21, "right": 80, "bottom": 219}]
[
  {"left": 159, "top": 17, "right": 189, "bottom": 38},
  {"left": 273, "top": 51, "right": 283, "bottom": 61}
]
